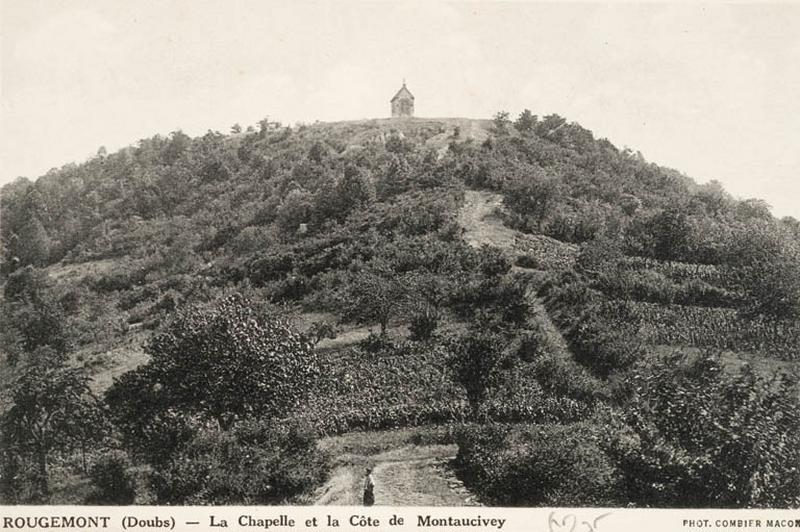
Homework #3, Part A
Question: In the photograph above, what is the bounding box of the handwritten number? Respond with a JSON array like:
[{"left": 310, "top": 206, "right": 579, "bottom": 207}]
[{"left": 549, "top": 511, "right": 612, "bottom": 532}]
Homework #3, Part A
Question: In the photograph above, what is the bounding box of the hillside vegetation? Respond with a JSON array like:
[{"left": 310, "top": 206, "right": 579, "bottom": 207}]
[{"left": 1, "top": 112, "right": 798, "bottom": 507}]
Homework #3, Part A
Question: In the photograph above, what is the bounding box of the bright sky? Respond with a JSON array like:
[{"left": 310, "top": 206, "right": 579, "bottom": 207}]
[{"left": 2, "top": 1, "right": 799, "bottom": 217}]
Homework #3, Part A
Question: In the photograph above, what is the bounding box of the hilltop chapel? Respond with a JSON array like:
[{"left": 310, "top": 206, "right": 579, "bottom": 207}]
[{"left": 390, "top": 81, "right": 414, "bottom": 118}]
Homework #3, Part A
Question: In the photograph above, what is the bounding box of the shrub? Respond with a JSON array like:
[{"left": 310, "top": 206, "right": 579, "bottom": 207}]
[
  {"left": 452, "top": 277, "right": 530, "bottom": 325},
  {"left": 476, "top": 245, "right": 512, "bottom": 277},
  {"left": 409, "top": 308, "right": 439, "bottom": 341},
  {"left": 358, "top": 332, "right": 395, "bottom": 353},
  {"left": 516, "top": 326, "right": 548, "bottom": 362},
  {"left": 456, "top": 422, "right": 621, "bottom": 506},
  {"left": 561, "top": 311, "right": 643, "bottom": 377},
  {"left": 605, "top": 353, "right": 800, "bottom": 508},
  {"left": 86, "top": 451, "right": 136, "bottom": 505},
  {"left": 448, "top": 331, "right": 508, "bottom": 420},
  {"left": 515, "top": 254, "right": 540, "bottom": 269},
  {"left": 304, "top": 320, "right": 338, "bottom": 346},
  {"left": 149, "top": 421, "right": 329, "bottom": 505}
]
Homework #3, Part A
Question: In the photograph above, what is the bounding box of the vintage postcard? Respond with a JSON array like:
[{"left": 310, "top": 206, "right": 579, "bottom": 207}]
[{"left": 1, "top": 1, "right": 798, "bottom": 530}]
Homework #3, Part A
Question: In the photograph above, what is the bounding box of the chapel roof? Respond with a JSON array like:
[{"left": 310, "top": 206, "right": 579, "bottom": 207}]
[{"left": 390, "top": 82, "right": 414, "bottom": 102}]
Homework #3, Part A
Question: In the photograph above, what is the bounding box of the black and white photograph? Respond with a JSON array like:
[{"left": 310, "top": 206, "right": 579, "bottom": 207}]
[{"left": 1, "top": 0, "right": 799, "bottom": 512}]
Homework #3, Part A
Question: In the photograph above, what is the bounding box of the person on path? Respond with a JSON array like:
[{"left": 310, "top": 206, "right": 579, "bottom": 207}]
[{"left": 363, "top": 467, "right": 375, "bottom": 506}]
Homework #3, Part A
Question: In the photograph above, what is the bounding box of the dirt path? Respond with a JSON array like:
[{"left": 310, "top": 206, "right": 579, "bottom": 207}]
[
  {"left": 458, "top": 190, "right": 517, "bottom": 250},
  {"left": 371, "top": 447, "right": 476, "bottom": 506},
  {"left": 313, "top": 430, "right": 479, "bottom": 506},
  {"left": 457, "top": 188, "right": 603, "bottom": 394}
]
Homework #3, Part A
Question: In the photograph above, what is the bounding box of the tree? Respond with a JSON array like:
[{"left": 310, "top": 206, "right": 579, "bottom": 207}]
[
  {"left": 343, "top": 265, "right": 407, "bottom": 335},
  {"left": 449, "top": 331, "right": 508, "bottom": 420},
  {"left": 781, "top": 216, "right": 800, "bottom": 239},
  {"left": 106, "top": 294, "right": 318, "bottom": 461},
  {"left": 3, "top": 265, "right": 50, "bottom": 303},
  {"left": 1, "top": 266, "right": 70, "bottom": 363},
  {"left": 1, "top": 352, "right": 104, "bottom": 501},
  {"left": 335, "top": 164, "right": 375, "bottom": 217},
  {"left": 0, "top": 179, "right": 50, "bottom": 273},
  {"left": 276, "top": 188, "right": 314, "bottom": 235},
  {"left": 725, "top": 219, "right": 784, "bottom": 267},
  {"left": 735, "top": 198, "right": 772, "bottom": 221},
  {"left": 514, "top": 109, "right": 538, "bottom": 134},
  {"left": 307, "top": 141, "right": 327, "bottom": 164},
  {"left": 258, "top": 117, "right": 275, "bottom": 136},
  {"left": 695, "top": 180, "right": 732, "bottom": 218},
  {"left": 491, "top": 111, "right": 511, "bottom": 136},
  {"left": 11, "top": 217, "right": 50, "bottom": 268},
  {"left": 536, "top": 114, "right": 568, "bottom": 137},
  {"left": 162, "top": 130, "right": 191, "bottom": 165},
  {"left": 741, "top": 243, "right": 800, "bottom": 321},
  {"left": 725, "top": 222, "right": 800, "bottom": 320},
  {"left": 377, "top": 154, "right": 412, "bottom": 198},
  {"left": 504, "top": 172, "right": 564, "bottom": 231},
  {"left": 645, "top": 208, "right": 692, "bottom": 261}
]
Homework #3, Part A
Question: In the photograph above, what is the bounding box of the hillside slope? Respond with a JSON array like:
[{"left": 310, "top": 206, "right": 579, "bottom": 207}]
[{"left": 2, "top": 111, "right": 798, "bottom": 507}]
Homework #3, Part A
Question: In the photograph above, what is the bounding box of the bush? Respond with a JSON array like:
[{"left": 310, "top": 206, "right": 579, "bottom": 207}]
[
  {"left": 358, "top": 332, "right": 395, "bottom": 353},
  {"left": 409, "top": 308, "right": 439, "bottom": 341},
  {"left": 515, "top": 254, "right": 540, "bottom": 269},
  {"left": 149, "top": 421, "right": 329, "bottom": 505},
  {"left": 568, "top": 313, "right": 645, "bottom": 377},
  {"left": 106, "top": 293, "right": 318, "bottom": 464},
  {"left": 448, "top": 330, "right": 509, "bottom": 420},
  {"left": 605, "top": 353, "right": 800, "bottom": 508},
  {"left": 86, "top": 451, "right": 136, "bottom": 505},
  {"left": 477, "top": 246, "right": 512, "bottom": 277},
  {"left": 516, "top": 327, "right": 548, "bottom": 362},
  {"left": 456, "top": 422, "right": 621, "bottom": 506}
]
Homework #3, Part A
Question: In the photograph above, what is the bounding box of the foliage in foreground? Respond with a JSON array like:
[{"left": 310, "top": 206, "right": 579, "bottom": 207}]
[
  {"left": 606, "top": 353, "right": 800, "bottom": 508},
  {"left": 455, "top": 422, "right": 621, "bottom": 507},
  {"left": 149, "top": 420, "right": 328, "bottom": 505},
  {"left": 0, "top": 350, "right": 107, "bottom": 503},
  {"left": 86, "top": 451, "right": 136, "bottom": 505},
  {"left": 106, "top": 294, "right": 318, "bottom": 464},
  {"left": 455, "top": 353, "right": 800, "bottom": 508}
]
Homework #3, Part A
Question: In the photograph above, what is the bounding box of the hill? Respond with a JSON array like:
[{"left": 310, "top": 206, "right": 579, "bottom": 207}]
[{"left": 1, "top": 112, "right": 798, "bottom": 507}]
